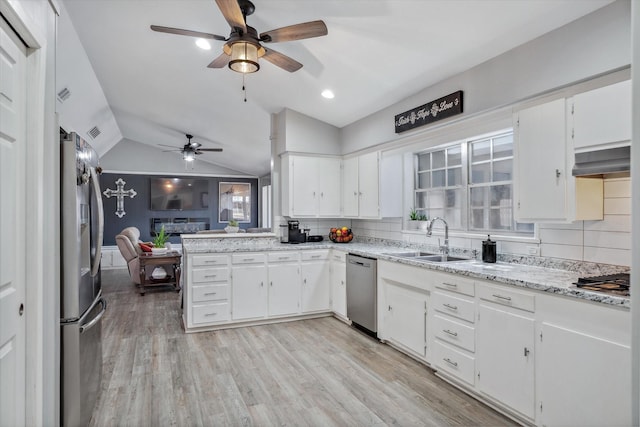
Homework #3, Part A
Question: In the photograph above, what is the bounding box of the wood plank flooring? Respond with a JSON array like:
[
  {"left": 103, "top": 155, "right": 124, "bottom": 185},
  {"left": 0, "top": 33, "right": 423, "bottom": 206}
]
[{"left": 91, "top": 269, "right": 515, "bottom": 426}]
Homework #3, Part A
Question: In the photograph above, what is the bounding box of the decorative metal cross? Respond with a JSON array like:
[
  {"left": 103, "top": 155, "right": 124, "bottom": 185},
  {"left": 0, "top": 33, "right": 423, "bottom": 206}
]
[{"left": 103, "top": 178, "right": 137, "bottom": 218}]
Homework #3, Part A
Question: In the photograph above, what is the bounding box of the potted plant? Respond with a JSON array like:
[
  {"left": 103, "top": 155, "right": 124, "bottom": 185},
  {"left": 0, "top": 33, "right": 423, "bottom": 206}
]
[
  {"left": 225, "top": 219, "right": 240, "bottom": 233},
  {"left": 417, "top": 213, "right": 430, "bottom": 231},
  {"left": 407, "top": 208, "right": 419, "bottom": 230},
  {"left": 152, "top": 225, "right": 170, "bottom": 254}
]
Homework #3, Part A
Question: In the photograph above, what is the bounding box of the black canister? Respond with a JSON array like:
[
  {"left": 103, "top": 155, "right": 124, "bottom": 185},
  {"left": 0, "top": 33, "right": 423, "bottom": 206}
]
[{"left": 482, "top": 235, "right": 497, "bottom": 263}]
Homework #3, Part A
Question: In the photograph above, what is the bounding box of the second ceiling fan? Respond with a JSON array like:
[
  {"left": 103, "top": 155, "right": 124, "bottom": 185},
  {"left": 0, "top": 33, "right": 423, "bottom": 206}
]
[{"left": 151, "top": 0, "right": 328, "bottom": 73}]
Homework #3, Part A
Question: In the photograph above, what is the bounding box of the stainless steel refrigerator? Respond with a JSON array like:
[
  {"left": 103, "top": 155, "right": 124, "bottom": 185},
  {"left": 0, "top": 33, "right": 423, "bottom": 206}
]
[{"left": 60, "top": 131, "right": 107, "bottom": 427}]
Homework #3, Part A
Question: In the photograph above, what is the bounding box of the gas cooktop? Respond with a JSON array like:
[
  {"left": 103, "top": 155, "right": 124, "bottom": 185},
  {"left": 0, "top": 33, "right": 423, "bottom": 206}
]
[{"left": 574, "top": 273, "right": 630, "bottom": 297}]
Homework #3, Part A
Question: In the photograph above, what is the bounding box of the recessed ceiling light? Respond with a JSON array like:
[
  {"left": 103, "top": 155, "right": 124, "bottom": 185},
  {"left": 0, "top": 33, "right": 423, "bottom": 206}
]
[
  {"left": 196, "top": 38, "right": 211, "bottom": 50},
  {"left": 321, "top": 89, "right": 335, "bottom": 99}
]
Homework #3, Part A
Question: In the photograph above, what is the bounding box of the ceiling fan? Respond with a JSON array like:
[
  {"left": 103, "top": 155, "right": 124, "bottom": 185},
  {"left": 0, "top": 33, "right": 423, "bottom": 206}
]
[
  {"left": 150, "top": 0, "right": 328, "bottom": 73},
  {"left": 160, "top": 134, "right": 223, "bottom": 162}
]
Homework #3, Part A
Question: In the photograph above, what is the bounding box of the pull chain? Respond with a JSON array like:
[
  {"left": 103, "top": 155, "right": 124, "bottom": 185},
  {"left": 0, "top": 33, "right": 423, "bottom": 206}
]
[{"left": 242, "top": 74, "right": 247, "bottom": 102}]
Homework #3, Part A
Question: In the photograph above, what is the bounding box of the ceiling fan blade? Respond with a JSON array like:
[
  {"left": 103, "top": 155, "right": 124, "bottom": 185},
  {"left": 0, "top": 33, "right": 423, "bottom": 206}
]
[
  {"left": 158, "top": 144, "right": 182, "bottom": 149},
  {"left": 197, "top": 148, "right": 224, "bottom": 152},
  {"left": 215, "top": 0, "right": 246, "bottom": 33},
  {"left": 260, "top": 20, "right": 327, "bottom": 43},
  {"left": 161, "top": 149, "right": 182, "bottom": 152},
  {"left": 150, "top": 25, "right": 226, "bottom": 41},
  {"left": 207, "top": 52, "right": 230, "bottom": 68},
  {"left": 262, "top": 48, "right": 303, "bottom": 72}
]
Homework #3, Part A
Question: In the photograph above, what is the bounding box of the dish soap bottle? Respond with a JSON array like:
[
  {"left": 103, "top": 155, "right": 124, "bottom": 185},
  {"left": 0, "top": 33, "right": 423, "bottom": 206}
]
[{"left": 482, "top": 235, "right": 497, "bottom": 263}]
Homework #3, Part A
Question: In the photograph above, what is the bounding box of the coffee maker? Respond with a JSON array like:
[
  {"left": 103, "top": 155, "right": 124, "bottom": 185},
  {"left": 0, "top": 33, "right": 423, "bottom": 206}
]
[{"left": 287, "top": 220, "right": 307, "bottom": 244}]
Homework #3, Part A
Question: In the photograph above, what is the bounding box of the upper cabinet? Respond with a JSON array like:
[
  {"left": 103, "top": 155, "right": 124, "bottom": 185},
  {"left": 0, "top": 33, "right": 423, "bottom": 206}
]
[
  {"left": 513, "top": 99, "right": 603, "bottom": 223},
  {"left": 570, "top": 80, "right": 631, "bottom": 152},
  {"left": 343, "top": 152, "right": 380, "bottom": 219},
  {"left": 281, "top": 154, "right": 342, "bottom": 218}
]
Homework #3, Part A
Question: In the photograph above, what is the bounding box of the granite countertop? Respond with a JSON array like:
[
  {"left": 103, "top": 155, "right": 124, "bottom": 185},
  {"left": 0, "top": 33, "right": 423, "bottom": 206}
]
[{"left": 181, "top": 235, "right": 630, "bottom": 309}]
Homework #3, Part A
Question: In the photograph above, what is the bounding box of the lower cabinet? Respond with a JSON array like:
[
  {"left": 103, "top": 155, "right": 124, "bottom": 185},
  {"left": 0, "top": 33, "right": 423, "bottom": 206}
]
[
  {"left": 330, "top": 250, "right": 347, "bottom": 319},
  {"left": 385, "top": 283, "right": 427, "bottom": 358},
  {"left": 476, "top": 300, "right": 535, "bottom": 420},
  {"left": 231, "top": 263, "right": 267, "bottom": 320},
  {"left": 537, "top": 295, "right": 631, "bottom": 427},
  {"left": 186, "top": 254, "right": 231, "bottom": 327},
  {"left": 267, "top": 261, "right": 300, "bottom": 317},
  {"left": 300, "top": 251, "right": 331, "bottom": 313}
]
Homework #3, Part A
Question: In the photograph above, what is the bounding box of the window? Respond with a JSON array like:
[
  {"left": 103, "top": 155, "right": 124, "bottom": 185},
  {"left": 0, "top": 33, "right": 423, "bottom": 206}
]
[{"left": 414, "top": 130, "right": 533, "bottom": 235}]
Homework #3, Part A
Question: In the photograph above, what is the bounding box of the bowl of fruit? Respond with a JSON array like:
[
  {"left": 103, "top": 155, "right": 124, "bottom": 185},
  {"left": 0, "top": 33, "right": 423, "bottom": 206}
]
[{"left": 329, "top": 226, "right": 353, "bottom": 243}]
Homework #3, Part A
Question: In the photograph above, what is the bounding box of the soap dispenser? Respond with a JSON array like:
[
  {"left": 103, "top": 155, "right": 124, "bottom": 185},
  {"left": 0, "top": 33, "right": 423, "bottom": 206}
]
[{"left": 482, "top": 235, "right": 497, "bottom": 263}]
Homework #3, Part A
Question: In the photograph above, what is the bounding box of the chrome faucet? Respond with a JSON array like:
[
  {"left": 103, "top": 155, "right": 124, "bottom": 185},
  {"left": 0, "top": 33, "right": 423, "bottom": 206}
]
[{"left": 427, "top": 217, "right": 449, "bottom": 255}]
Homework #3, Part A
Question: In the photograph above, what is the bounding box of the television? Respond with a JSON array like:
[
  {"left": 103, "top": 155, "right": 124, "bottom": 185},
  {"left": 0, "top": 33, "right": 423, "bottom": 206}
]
[{"left": 150, "top": 177, "right": 209, "bottom": 210}]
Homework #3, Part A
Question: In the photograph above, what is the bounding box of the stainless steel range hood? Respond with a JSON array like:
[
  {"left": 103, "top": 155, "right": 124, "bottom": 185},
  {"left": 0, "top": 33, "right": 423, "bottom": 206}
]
[{"left": 572, "top": 146, "right": 630, "bottom": 176}]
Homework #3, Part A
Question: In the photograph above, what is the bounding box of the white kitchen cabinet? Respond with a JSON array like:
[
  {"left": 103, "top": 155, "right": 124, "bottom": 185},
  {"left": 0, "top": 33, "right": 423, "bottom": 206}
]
[
  {"left": 300, "top": 251, "right": 331, "bottom": 313},
  {"left": 185, "top": 253, "right": 231, "bottom": 328},
  {"left": 342, "top": 152, "right": 380, "bottom": 218},
  {"left": 513, "top": 99, "right": 602, "bottom": 222},
  {"left": 267, "top": 261, "right": 300, "bottom": 317},
  {"left": 513, "top": 99, "right": 569, "bottom": 222},
  {"left": 384, "top": 282, "right": 428, "bottom": 359},
  {"left": 329, "top": 250, "right": 347, "bottom": 319},
  {"left": 231, "top": 262, "right": 267, "bottom": 321},
  {"left": 281, "top": 154, "right": 341, "bottom": 217},
  {"left": 476, "top": 304, "right": 535, "bottom": 420},
  {"left": 571, "top": 79, "right": 631, "bottom": 151}
]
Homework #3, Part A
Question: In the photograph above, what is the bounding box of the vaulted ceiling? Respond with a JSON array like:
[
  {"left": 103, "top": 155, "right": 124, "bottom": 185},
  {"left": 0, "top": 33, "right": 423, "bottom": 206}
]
[{"left": 60, "top": 0, "right": 614, "bottom": 176}]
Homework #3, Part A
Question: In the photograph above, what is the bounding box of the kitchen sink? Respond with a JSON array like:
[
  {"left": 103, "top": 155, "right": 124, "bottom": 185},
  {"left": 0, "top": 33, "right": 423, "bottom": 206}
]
[
  {"left": 381, "top": 251, "right": 437, "bottom": 258},
  {"left": 382, "top": 252, "right": 470, "bottom": 263}
]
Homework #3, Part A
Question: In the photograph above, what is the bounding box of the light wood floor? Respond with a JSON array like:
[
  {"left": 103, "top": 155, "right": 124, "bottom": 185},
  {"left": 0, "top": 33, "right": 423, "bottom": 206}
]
[{"left": 91, "top": 269, "right": 515, "bottom": 427}]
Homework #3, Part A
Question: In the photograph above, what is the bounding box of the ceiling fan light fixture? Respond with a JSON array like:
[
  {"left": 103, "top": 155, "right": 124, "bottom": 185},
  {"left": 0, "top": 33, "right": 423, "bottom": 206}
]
[
  {"left": 229, "top": 41, "right": 259, "bottom": 73},
  {"left": 183, "top": 151, "right": 195, "bottom": 162}
]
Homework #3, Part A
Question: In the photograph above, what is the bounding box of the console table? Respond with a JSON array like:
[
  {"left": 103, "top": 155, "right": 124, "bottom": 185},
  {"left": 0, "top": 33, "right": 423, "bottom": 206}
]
[{"left": 138, "top": 251, "right": 182, "bottom": 296}]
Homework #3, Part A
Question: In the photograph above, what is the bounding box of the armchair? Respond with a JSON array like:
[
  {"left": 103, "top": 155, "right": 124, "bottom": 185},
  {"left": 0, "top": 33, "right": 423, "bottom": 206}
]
[{"left": 115, "top": 227, "right": 143, "bottom": 284}]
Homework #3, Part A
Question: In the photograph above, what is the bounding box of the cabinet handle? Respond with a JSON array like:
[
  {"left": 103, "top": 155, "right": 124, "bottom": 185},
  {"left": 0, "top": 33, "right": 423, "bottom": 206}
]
[
  {"left": 278, "top": 256, "right": 289, "bottom": 260},
  {"left": 304, "top": 279, "right": 307, "bottom": 284},
  {"left": 555, "top": 169, "right": 561, "bottom": 178},
  {"left": 492, "top": 294, "right": 512, "bottom": 301},
  {"left": 442, "top": 282, "right": 457, "bottom": 288},
  {"left": 320, "top": 192, "right": 324, "bottom": 197},
  {"left": 388, "top": 305, "right": 392, "bottom": 311},
  {"left": 260, "top": 282, "right": 264, "bottom": 287},
  {"left": 341, "top": 280, "right": 344, "bottom": 286},
  {"left": 204, "top": 312, "right": 218, "bottom": 317},
  {"left": 204, "top": 292, "right": 217, "bottom": 296},
  {"left": 353, "top": 191, "right": 357, "bottom": 196},
  {"left": 524, "top": 347, "right": 530, "bottom": 357},
  {"left": 204, "top": 274, "right": 217, "bottom": 278},
  {"left": 243, "top": 258, "right": 255, "bottom": 262},
  {"left": 270, "top": 281, "right": 273, "bottom": 287},
  {"left": 443, "top": 358, "right": 458, "bottom": 367},
  {"left": 443, "top": 329, "right": 458, "bottom": 337},
  {"left": 311, "top": 255, "right": 321, "bottom": 259},
  {"left": 443, "top": 303, "right": 458, "bottom": 310},
  {"left": 204, "top": 260, "right": 218, "bottom": 264}
]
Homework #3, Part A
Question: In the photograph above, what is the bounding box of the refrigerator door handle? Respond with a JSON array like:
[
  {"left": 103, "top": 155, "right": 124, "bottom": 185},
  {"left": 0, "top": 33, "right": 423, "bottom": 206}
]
[
  {"left": 89, "top": 166, "right": 104, "bottom": 277},
  {"left": 79, "top": 298, "right": 107, "bottom": 334}
]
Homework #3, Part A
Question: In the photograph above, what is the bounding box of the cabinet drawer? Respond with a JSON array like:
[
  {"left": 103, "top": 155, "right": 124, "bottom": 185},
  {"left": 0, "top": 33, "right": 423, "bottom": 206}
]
[
  {"left": 478, "top": 284, "right": 535, "bottom": 312},
  {"left": 192, "top": 254, "right": 228, "bottom": 267},
  {"left": 433, "top": 291, "right": 475, "bottom": 323},
  {"left": 331, "top": 251, "right": 347, "bottom": 263},
  {"left": 268, "top": 251, "right": 299, "bottom": 263},
  {"left": 231, "top": 253, "right": 266, "bottom": 264},
  {"left": 433, "top": 341, "right": 475, "bottom": 386},
  {"left": 301, "top": 250, "right": 329, "bottom": 261},
  {"left": 434, "top": 273, "right": 475, "bottom": 297},
  {"left": 192, "top": 303, "right": 230, "bottom": 324},
  {"left": 433, "top": 314, "right": 475, "bottom": 352},
  {"left": 192, "top": 284, "right": 229, "bottom": 303},
  {"left": 192, "top": 268, "right": 229, "bottom": 284}
]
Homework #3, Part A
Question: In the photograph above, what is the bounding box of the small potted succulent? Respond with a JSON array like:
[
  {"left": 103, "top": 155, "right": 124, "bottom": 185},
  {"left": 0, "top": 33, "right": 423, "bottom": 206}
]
[
  {"left": 152, "top": 225, "right": 170, "bottom": 254},
  {"left": 225, "top": 219, "right": 240, "bottom": 233},
  {"left": 417, "top": 213, "right": 430, "bottom": 231},
  {"left": 407, "top": 208, "right": 419, "bottom": 230}
]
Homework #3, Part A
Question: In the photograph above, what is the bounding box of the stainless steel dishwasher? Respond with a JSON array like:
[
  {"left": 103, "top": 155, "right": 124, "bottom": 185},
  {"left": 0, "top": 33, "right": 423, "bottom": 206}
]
[{"left": 346, "top": 254, "right": 377, "bottom": 336}]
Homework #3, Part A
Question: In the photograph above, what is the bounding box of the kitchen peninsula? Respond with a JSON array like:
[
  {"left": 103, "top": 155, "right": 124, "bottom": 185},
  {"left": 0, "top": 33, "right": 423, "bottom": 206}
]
[{"left": 181, "top": 233, "right": 630, "bottom": 426}]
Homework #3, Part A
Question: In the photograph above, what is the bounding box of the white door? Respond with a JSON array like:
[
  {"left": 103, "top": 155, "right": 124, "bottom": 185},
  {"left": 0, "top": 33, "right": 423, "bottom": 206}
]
[
  {"left": 357, "top": 152, "right": 380, "bottom": 218},
  {"left": 0, "top": 20, "right": 27, "bottom": 427},
  {"left": 268, "top": 264, "right": 300, "bottom": 317},
  {"left": 317, "top": 157, "right": 342, "bottom": 217},
  {"left": 342, "top": 157, "right": 359, "bottom": 217},
  {"left": 301, "top": 262, "right": 331, "bottom": 313},
  {"left": 231, "top": 265, "right": 267, "bottom": 320},
  {"left": 385, "top": 283, "right": 427, "bottom": 357},
  {"left": 291, "top": 156, "right": 318, "bottom": 216},
  {"left": 330, "top": 259, "right": 346, "bottom": 318}
]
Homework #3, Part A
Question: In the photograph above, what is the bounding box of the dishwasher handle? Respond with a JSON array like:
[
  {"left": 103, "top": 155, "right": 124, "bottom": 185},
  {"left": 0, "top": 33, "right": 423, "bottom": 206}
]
[{"left": 348, "top": 259, "right": 371, "bottom": 268}]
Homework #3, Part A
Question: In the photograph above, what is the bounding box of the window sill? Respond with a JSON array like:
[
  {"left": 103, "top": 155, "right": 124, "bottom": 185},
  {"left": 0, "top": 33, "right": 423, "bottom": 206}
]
[{"left": 402, "top": 229, "right": 540, "bottom": 244}]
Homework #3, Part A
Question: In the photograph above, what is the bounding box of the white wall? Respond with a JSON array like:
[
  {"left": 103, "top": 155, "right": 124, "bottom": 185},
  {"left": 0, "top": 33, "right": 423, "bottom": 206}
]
[
  {"left": 274, "top": 108, "right": 341, "bottom": 155},
  {"left": 100, "top": 138, "right": 254, "bottom": 176},
  {"left": 341, "top": 0, "right": 631, "bottom": 155}
]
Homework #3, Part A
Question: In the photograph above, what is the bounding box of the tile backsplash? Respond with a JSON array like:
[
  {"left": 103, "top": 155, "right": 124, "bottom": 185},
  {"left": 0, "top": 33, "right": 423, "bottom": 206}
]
[{"left": 350, "top": 176, "right": 631, "bottom": 267}]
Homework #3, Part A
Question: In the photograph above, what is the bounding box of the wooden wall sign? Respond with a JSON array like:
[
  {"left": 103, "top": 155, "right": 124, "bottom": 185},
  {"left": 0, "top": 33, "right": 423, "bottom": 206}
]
[{"left": 394, "top": 91, "right": 463, "bottom": 133}]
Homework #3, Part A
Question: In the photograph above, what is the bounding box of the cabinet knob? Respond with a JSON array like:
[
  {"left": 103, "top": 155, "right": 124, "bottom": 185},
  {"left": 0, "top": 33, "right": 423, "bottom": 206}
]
[
  {"left": 555, "top": 169, "right": 561, "bottom": 178},
  {"left": 388, "top": 305, "right": 392, "bottom": 311},
  {"left": 524, "top": 347, "right": 530, "bottom": 357}
]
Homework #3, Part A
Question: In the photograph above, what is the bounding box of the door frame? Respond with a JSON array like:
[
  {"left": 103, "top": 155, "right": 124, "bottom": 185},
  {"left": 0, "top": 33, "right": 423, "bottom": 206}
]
[{"left": 0, "top": 0, "right": 60, "bottom": 425}]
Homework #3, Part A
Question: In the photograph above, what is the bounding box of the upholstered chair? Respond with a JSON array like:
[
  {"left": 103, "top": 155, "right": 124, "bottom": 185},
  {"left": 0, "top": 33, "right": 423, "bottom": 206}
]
[{"left": 115, "top": 227, "right": 142, "bottom": 284}]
